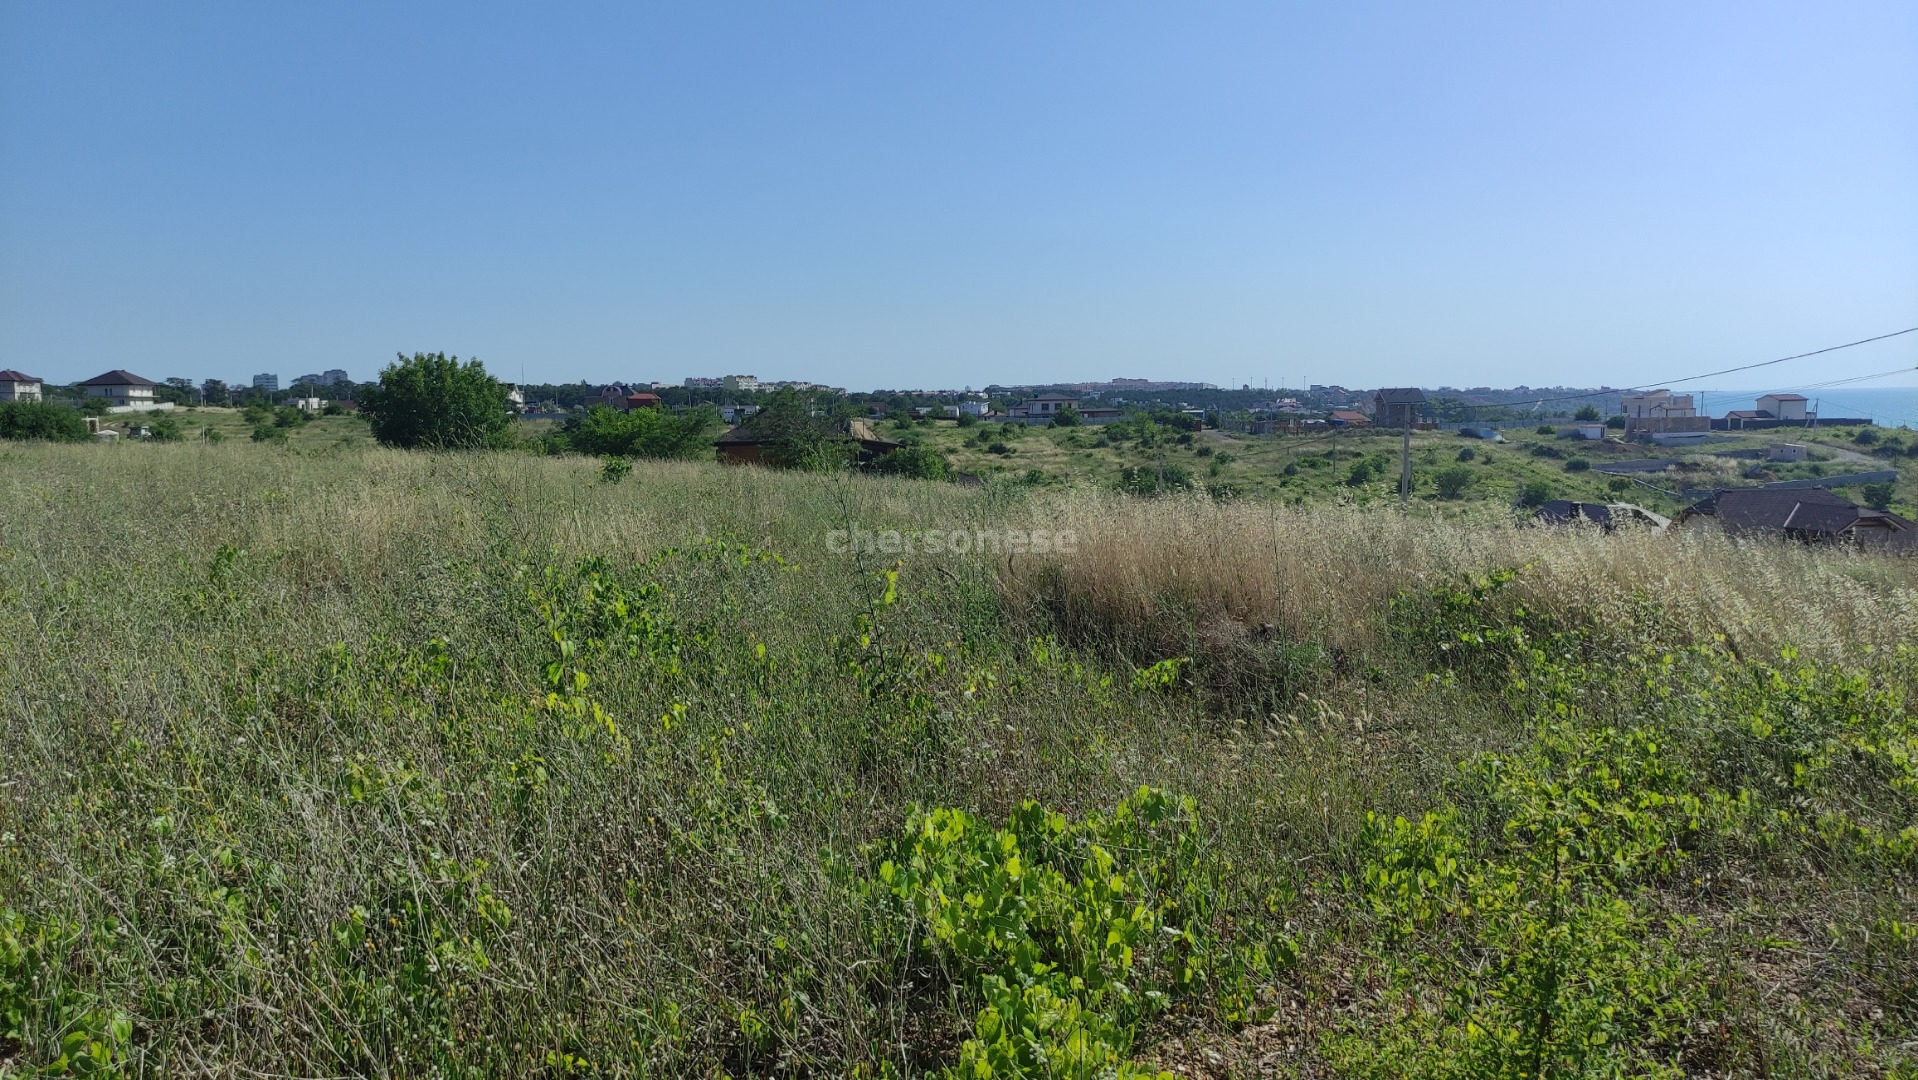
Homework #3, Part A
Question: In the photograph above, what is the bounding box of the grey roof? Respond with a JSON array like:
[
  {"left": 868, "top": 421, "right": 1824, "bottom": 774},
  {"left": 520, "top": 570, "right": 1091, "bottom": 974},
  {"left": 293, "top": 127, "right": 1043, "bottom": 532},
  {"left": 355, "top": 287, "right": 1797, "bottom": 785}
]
[
  {"left": 1374, "top": 388, "right": 1427, "bottom": 405},
  {"left": 1684, "top": 487, "right": 1910, "bottom": 544},
  {"left": 78, "top": 369, "right": 156, "bottom": 387}
]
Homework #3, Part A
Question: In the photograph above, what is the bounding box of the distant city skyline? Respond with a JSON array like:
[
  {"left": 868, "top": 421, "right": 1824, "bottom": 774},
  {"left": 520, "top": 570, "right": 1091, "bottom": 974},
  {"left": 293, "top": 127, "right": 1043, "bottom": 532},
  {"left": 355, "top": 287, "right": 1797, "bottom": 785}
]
[{"left": 3, "top": 3, "right": 1914, "bottom": 392}]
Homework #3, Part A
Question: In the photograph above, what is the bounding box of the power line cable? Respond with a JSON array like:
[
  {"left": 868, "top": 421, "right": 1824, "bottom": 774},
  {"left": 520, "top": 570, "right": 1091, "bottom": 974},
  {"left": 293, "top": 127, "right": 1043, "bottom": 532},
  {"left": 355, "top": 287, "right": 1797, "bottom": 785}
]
[{"left": 1454, "top": 326, "right": 1918, "bottom": 412}]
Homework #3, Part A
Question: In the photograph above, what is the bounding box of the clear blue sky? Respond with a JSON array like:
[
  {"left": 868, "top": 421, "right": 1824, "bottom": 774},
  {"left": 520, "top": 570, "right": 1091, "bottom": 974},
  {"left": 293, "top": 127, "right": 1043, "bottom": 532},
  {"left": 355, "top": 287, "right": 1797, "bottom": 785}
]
[{"left": 3, "top": 1, "right": 1914, "bottom": 392}]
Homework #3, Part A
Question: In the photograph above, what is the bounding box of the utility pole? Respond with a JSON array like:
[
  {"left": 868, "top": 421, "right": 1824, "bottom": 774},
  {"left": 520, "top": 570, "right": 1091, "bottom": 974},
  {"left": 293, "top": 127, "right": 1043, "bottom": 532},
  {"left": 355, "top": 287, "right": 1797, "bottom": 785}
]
[{"left": 1399, "top": 411, "right": 1413, "bottom": 507}]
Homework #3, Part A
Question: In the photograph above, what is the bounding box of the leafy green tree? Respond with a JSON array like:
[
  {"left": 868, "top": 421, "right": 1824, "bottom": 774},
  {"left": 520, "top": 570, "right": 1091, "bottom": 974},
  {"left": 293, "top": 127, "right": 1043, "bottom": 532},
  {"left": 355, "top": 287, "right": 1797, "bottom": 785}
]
[
  {"left": 733, "top": 389, "right": 854, "bottom": 470},
  {"left": 1518, "top": 479, "right": 1554, "bottom": 507},
  {"left": 0, "top": 401, "right": 89, "bottom": 442},
  {"left": 1861, "top": 482, "right": 1895, "bottom": 511},
  {"left": 149, "top": 417, "right": 184, "bottom": 442},
  {"left": 1050, "top": 406, "right": 1082, "bottom": 428},
  {"left": 1574, "top": 405, "right": 1601, "bottom": 422},
  {"left": 361, "top": 352, "right": 515, "bottom": 450},
  {"left": 561, "top": 406, "right": 718, "bottom": 459}
]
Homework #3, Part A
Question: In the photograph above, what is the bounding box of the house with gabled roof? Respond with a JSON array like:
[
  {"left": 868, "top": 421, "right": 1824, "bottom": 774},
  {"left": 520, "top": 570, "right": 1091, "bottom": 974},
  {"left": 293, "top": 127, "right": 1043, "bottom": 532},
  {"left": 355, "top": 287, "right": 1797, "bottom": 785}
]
[
  {"left": 0, "top": 369, "right": 44, "bottom": 402},
  {"left": 1679, "top": 487, "right": 1913, "bottom": 552},
  {"left": 79, "top": 370, "right": 161, "bottom": 410},
  {"left": 1372, "top": 388, "right": 1427, "bottom": 428}
]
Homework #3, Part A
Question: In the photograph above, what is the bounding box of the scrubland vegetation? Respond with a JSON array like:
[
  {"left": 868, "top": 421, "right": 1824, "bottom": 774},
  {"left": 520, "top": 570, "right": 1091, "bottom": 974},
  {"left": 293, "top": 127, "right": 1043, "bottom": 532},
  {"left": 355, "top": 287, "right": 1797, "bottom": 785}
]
[{"left": 3, "top": 441, "right": 1917, "bottom": 1076}]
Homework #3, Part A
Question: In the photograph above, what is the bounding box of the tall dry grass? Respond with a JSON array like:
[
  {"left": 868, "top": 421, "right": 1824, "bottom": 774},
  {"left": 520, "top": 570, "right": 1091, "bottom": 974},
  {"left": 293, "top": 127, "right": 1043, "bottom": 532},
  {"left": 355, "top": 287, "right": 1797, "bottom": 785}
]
[{"left": 997, "top": 488, "right": 1918, "bottom": 663}]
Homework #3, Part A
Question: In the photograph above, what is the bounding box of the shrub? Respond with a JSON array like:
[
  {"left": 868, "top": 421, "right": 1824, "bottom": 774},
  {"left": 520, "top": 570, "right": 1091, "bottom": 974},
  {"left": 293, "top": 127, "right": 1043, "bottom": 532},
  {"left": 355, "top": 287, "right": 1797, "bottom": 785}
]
[
  {"left": 1574, "top": 404, "right": 1602, "bottom": 422},
  {"left": 250, "top": 424, "right": 286, "bottom": 443},
  {"left": 1607, "top": 476, "right": 1632, "bottom": 494},
  {"left": 1455, "top": 446, "right": 1476, "bottom": 462},
  {"left": 360, "top": 352, "right": 516, "bottom": 450},
  {"left": 1518, "top": 479, "right": 1553, "bottom": 507},
  {"left": 0, "top": 401, "right": 89, "bottom": 442},
  {"left": 1861, "top": 482, "right": 1895, "bottom": 511},
  {"left": 869, "top": 788, "right": 1288, "bottom": 1079},
  {"left": 559, "top": 406, "right": 718, "bottom": 460},
  {"left": 1050, "top": 406, "right": 1082, "bottom": 427},
  {"left": 1606, "top": 415, "right": 1626, "bottom": 429},
  {"left": 868, "top": 444, "right": 951, "bottom": 480},
  {"left": 1564, "top": 458, "right": 1591, "bottom": 472},
  {"left": 598, "top": 455, "right": 632, "bottom": 484},
  {"left": 1119, "top": 463, "right": 1193, "bottom": 495},
  {"left": 1854, "top": 427, "right": 1880, "bottom": 445},
  {"left": 956, "top": 410, "right": 979, "bottom": 428},
  {"left": 986, "top": 441, "right": 1013, "bottom": 456},
  {"left": 202, "top": 426, "right": 225, "bottom": 444},
  {"left": 1530, "top": 444, "right": 1563, "bottom": 459},
  {"left": 1431, "top": 465, "right": 1475, "bottom": 499},
  {"left": 273, "top": 405, "right": 306, "bottom": 428},
  {"left": 148, "top": 417, "right": 184, "bottom": 442},
  {"left": 1535, "top": 425, "right": 1556, "bottom": 436},
  {"left": 1282, "top": 461, "right": 1299, "bottom": 476}
]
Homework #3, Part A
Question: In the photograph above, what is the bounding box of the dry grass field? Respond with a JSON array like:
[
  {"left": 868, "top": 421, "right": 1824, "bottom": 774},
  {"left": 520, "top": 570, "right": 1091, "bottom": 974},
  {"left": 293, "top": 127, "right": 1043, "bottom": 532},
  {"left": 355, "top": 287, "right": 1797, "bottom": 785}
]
[{"left": 3, "top": 440, "right": 1915, "bottom": 1076}]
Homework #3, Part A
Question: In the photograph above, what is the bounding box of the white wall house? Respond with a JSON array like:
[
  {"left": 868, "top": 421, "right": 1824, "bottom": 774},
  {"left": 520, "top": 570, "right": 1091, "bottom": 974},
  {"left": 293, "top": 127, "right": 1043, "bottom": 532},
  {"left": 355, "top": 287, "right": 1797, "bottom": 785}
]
[
  {"left": 1620, "top": 390, "right": 1696, "bottom": 419},
  {"left": 79, "top": 369, "right": 160, "bottom": 409},
  {"left": 1756, "top": 394, "right": 1810, "bottom": 422},
  {"left": 0, "top": 369, "right": 43, "bottom": 402},
  {"left": 1010, "top": 394, "right": 1079, "bottom": 423}
]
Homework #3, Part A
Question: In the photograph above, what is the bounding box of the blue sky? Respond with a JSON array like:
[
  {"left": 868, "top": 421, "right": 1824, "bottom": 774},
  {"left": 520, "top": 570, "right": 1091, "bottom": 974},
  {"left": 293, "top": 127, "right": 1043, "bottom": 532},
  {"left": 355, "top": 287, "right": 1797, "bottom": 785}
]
[{"left": 3, "top": 1, "right": 1914, "bottom": 392}]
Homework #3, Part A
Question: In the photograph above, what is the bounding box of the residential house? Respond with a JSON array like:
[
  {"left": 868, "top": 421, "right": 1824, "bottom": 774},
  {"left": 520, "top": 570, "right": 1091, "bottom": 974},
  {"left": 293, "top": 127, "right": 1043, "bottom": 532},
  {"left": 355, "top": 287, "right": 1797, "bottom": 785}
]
[
  {"left": 715, "top": 417, "right": 900, "bottom": 466},
  {"left": 1757, "top": 394, "right": 1810, "bottom": 422},
  {"left": 293, "top": 397, "right": 325, "bottom": 413},
  {"left": 1009, "top": 394, "right": 1079, "bottom": 424},
  {"left": 1678, "top": 487, "right": 1913, "bottom": 551},
  {"left": 1371, "top": 388, "right": 1427, "bottom": 428},
  {"left": 79, "top": 370, "right": 162, "bottom": 410},
  {"left": 624, "top": 392, "right": 661, "bottom": 410},
  {"left": 1328, "top": 409, "right": 1371, "bottom": 427},
  {"left": 1620, "top": 389, "right": 1707, "bottom": 435},
  {"left": 0, "top": 369, "right": 44, "bottom": 402}
]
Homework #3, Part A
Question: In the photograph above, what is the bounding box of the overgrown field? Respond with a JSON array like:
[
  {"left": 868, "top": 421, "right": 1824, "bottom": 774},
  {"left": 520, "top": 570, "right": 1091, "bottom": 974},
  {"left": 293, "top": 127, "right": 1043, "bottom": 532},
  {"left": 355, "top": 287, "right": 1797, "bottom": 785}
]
[{"left": 3, "top": 442, "right": 1916, "bottom": 1077}]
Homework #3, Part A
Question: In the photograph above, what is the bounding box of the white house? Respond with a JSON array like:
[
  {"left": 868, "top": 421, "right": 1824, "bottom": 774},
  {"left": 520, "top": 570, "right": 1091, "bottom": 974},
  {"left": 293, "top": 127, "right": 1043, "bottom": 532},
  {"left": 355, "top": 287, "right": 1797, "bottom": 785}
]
[
  {"left": 1756, "top": 393, "right": 1810, "bottom": 422},
  {"left": 1620, "top": 390, "right": 1696, "bottom": 419},
  {"left": 1010, "top": 394, "right": 1079, "bottom": 424},
  {"left": 0, "top": 369, "right": 43, "bottom": 402},
  {"left": 79, "top": 369, "right": 160, "bottom": 409}
]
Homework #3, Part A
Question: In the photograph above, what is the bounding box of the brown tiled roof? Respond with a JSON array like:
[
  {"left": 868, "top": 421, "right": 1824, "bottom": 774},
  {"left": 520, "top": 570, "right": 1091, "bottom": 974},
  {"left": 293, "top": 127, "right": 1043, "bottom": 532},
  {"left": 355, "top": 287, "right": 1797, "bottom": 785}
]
[
  {"left": 78, "top": 369, "right": 156, "bottom": 387},
  {"left": 0, "top": 369, "right": 42, "bottom": 382}
]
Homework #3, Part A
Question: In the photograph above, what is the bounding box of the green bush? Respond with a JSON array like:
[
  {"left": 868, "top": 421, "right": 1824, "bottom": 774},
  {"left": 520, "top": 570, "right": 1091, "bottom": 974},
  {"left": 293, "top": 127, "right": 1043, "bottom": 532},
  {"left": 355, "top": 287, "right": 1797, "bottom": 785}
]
[
  {"left": 1431, "top": 465, "right": 1475, "bottom": 499},
  {"left": 1535, "top": 425, "right": 1556, "bottom": 436},
  {"left": 1574, "top": 405, "right": 1602, "bottom": 422},
  {"left": 1518, "top": 479, "right": 1554, "bottom": 507},
  {"left": 0, "top": 401, "right": 89, "bottom": 442},
  {"left": 1565, "top": 458, "right": 1591, "bottom": 472},
  {"left": 559, "top": 406, "right": 718, "bottom": 460},
  {"left": 1119, "top": 463, "right": 1194, "bottom": 495},
  {"left": 1861, "top": 482, "right": 1894, "bottom": 511},
  {"left": 149, "top": 416, "right": 184, "bottom": 442},
  {"left": 361, "top": 352, "right": 516, "bottom": 450},
  {"left": 870, "top": 788, "right": 1288, "bottom": 1079},
  {"left": 868, "top": 444, "right": 951, "bottom": 480},
  {"left": 1854, "top": 427, "right": 1880, "bottom": 445},
  {"left": 1050, "top": 406, "right": 1082, "bottom": 428},
  {"left": 1455, "top": 446, "right": 1476, "bottom": 462}
]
